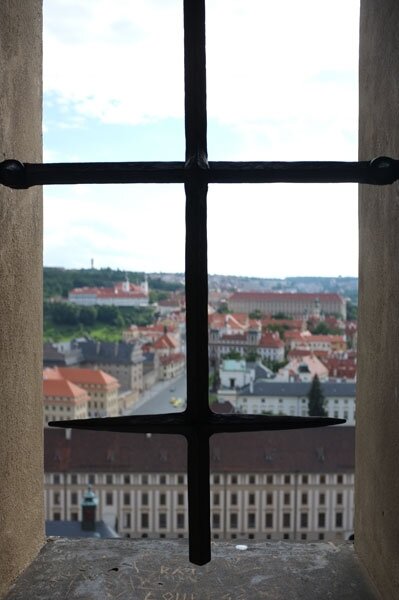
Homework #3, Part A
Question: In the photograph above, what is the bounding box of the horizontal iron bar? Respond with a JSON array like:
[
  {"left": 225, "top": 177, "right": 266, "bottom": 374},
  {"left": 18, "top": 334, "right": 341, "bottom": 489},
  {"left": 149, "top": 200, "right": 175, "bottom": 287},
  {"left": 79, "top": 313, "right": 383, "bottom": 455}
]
[
  {"left": 1, "top": 156, "right": 398, "bottom": 189},
  {"left": 48, "top": 412, "right": 345, "bottom": 435}
]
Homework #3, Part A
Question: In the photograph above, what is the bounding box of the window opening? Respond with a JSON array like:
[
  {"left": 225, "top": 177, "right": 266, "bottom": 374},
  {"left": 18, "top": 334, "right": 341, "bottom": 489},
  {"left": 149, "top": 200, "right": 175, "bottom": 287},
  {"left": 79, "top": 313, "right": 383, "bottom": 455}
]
[{"left": 2, "top": 0, "right": 397, "bottom": 566}]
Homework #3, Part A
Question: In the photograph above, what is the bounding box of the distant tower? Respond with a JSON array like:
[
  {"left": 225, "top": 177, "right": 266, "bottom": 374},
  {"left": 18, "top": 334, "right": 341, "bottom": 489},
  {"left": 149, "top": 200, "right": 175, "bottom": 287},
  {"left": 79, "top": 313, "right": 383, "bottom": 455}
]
[
  {"left": 312, "top": 297, "right": 321, "bottom": 320},
  {"left": 141, "top": 274, "right": 149, "bottom": 296},
  {"left": 122, "top": 273, "right": 130, "bottom": 293},
  {"left": 81, "top": 486, "right": 98, "bottom": 531},
  {"left": 90, "top": 258, "right": 94, "bottom": 269},
  {"left": 247, "top": 328, "right": 261, "bottom": 345}
]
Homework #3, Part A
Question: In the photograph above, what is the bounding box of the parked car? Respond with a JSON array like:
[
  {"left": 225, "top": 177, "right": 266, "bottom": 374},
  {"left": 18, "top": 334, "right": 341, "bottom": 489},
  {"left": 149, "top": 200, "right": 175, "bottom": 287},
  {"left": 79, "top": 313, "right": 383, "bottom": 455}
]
[{"left": 170, "top": 396, "right": 183, "bottom": 408}]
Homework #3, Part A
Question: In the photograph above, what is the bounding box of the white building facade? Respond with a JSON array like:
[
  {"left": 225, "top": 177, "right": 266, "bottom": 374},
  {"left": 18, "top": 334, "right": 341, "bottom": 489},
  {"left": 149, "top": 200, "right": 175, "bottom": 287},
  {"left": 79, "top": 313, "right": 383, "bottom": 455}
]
[
  {"left": 218, "top": 381, "right": 356, "bottom": 425},
  {"left": 44, "top": 428, "right": 355, "bottom": 543}
]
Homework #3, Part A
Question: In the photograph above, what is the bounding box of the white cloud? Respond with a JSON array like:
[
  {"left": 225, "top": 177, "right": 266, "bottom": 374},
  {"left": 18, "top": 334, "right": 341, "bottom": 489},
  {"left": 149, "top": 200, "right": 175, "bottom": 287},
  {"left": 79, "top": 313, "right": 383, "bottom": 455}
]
[
  {"left": 44, "top": 181, "right": 357, "bottom": 278},
  {"left": 44, "top": 184, "right": 185, "bottom": 271},
  {"left": 44, "top": 1, "right": 359, "bottom": 132},
  {"left": 44, "top": 0, "right": 184, "bottom": 125},
  {"left": 43, "top": 1, "right": 360, "bottom": 276},
  {"left": 206, "top": 1, "right": 359, "bottom": 160},
  {"left": 207, "top": 183, "right": 358, "bottom": 277}
]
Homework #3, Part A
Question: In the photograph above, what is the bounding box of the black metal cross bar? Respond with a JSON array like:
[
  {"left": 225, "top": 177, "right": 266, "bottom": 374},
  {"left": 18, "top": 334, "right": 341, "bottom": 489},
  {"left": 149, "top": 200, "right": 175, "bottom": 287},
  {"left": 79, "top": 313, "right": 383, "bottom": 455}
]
[
  {"left": 4, "top": 0, "right": 390, "bottom": 565},
  {"left": 49, "top": 412, "right": 345, "bottom": 564},
  {"left": 1, "top": 156, "right": 399, "bottom": 188}
]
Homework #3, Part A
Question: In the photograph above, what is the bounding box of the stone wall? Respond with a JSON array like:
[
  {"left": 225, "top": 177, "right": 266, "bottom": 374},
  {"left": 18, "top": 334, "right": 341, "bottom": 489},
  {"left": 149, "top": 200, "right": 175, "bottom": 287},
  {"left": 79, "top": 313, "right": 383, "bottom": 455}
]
[
  {"left": 0, "top": 1, "right": 44, "bottom": 596},
  {"left": 356, "top": 1, "right": 399, "bottom": 598}
]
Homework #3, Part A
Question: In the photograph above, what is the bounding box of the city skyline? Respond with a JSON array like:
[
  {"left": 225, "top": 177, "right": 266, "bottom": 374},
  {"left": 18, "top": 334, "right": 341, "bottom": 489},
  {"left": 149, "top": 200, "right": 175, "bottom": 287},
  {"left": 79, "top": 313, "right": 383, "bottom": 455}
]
[{"left": 43, "top": 0, "right": 360, "bottom": 278}]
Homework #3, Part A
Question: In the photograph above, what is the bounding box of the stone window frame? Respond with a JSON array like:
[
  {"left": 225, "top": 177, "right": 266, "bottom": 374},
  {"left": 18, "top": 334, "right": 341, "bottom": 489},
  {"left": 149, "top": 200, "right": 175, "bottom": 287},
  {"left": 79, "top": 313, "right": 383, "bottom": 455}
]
[{"left": 2, "top": 0, "right": 396, "bottom": 580}]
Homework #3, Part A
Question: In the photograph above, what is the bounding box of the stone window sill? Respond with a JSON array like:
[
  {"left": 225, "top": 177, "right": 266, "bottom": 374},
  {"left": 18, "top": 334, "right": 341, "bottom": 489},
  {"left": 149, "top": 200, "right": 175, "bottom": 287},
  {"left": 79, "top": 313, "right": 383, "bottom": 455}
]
[{"left": 5, "top": 538, "right": 378, "bottom": 599}]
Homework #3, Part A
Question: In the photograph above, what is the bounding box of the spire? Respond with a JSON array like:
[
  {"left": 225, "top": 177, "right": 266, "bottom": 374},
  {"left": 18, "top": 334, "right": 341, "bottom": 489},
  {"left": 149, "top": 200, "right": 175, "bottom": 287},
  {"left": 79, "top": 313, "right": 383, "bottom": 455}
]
[
  {"left": 81, "top": 485, "right": 98, "bottom": 531},
  {"left": 141, "top": 273, "right": 149, "bottom": 296},
  {"left": 122, "top": 273, "right": 130, "bottom": 292}
]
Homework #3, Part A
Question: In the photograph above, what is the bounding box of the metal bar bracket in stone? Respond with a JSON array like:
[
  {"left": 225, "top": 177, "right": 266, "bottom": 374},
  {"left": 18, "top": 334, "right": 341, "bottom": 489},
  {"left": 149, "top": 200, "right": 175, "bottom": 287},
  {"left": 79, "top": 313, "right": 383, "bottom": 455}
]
[{"left": 1, "top": 156, "right": 399, "bottom": 189}]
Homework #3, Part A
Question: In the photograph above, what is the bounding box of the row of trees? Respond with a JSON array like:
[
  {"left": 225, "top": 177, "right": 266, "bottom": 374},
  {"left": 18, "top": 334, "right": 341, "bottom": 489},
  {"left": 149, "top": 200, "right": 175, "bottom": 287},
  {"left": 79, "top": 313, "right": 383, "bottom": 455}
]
[{"left": 44, "top": 301, "right": 155, "bottom": 328}]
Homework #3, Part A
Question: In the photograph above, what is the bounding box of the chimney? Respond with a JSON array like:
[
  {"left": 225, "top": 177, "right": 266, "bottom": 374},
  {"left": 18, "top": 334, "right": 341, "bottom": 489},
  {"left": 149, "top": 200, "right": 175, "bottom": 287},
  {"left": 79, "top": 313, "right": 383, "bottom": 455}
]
[{"left": 81, "top": 486, "right": 98, "bottom": 531}]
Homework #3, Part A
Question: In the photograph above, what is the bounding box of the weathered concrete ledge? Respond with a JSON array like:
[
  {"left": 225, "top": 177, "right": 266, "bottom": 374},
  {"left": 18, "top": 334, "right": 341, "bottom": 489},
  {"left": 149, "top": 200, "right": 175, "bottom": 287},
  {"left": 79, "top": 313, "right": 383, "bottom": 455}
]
[{"left": 4, "top": 539, "right": 378, "bottom": 600}]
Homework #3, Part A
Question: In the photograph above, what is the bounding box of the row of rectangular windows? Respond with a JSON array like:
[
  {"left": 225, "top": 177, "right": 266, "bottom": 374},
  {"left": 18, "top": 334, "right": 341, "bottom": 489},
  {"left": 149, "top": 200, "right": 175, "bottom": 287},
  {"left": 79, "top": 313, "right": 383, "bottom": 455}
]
[
  {"left": 52, "top": 511, "right": 345, "bottom": 531},
  {"left": 241, "top": 398, "right": 352, "bottom": 404},
  {"left": 127, "top": 511, "right": 345, "bottom": 530},
  {"left": 52, "top": 490, "right": 346, "bottom": 507},
  {"left": 49, "top": 513, "right": 335, "bottom": 542},
  {"left": 215, "top": 512, "right": 345, "bottom": 530},
  {"left": 50, "top": 473, "right": 349, "bottom": 486}
]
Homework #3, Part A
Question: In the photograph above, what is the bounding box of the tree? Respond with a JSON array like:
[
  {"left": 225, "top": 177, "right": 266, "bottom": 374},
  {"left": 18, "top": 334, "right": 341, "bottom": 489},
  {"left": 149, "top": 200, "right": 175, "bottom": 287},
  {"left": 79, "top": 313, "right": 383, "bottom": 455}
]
[
  {"left": 249, "top": 309, "right": 262, "bottom": 319},
  {"left": 223, "top": 350, "right": 241, "bottom": 360},
  {"left": 266, "top": 323, "right": 288, "bottom": 340},
  {"left": 51, "top": 302, "right": 80, "bottom": 325},
  {"left": 149, "top": 290, "right": 168, "bottom": 304},
  {"left": 346, "top": 301, "right": 358, "bottom": 321},
  {"left": 209, "top": 370, "right": 220, "bottom": 393},
  {"left": 262, "top": 358, "right": 288, "bottom": 373},
  {"left": 217, "top": 303, "right": 229, "bottom": 314},
  {"left": 245, "top": 351, "right": 259, "bottom": 362},
  {"left": 307, "top": 375, "right": 327, "bottom": 417},
  {"left": 311, "top": 321, "right": 334, "bottom": 335},
  {"left": 97, "top": 305, "right": 120, "bottom": 325},
  {"left": 79, "top": 306, "right": 97, "bottom": 326}
]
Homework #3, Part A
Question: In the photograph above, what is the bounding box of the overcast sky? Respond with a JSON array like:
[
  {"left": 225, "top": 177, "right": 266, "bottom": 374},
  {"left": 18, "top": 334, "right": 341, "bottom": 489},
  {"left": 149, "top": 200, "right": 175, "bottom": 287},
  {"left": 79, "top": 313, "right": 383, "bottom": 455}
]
[{"left": 43, "top": 0, "right": 360, "bottom": 278}]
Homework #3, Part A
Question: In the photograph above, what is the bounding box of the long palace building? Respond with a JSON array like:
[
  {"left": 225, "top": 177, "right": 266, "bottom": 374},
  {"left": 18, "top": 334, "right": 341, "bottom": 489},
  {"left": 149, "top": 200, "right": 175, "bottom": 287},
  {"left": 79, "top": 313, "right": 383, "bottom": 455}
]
[
  {"left": 228, "top": 292, "right": 346, "bottom": 320},
  {"left": 45, "top": 427, "right": 354, "bottom": 543}
]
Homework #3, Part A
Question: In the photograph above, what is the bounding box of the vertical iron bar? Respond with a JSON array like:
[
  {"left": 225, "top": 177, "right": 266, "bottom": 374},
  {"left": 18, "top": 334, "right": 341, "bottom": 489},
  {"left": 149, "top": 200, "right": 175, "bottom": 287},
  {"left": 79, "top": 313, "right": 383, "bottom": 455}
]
[
  {"left": 183, "top": 0, "right": 210, "bottom": 563},
  {"left": 184, "top": 0, "right": 208, "bottom": 166},
  {"left": 186, "top": 430, "right": 211, "bottom": 565},
  {"left": 184, "top": 179, "right": 209, "bottom": 422},
  {"left": 183, "top": 0, "right": 209, "bottom": 423}
]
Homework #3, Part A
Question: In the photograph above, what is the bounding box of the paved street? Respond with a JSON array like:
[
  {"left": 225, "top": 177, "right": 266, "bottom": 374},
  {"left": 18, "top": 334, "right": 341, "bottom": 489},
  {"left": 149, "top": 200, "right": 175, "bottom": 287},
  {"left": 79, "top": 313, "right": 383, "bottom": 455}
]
[{"left": 128, "top": 373, "right": 187, "bottom": 415}]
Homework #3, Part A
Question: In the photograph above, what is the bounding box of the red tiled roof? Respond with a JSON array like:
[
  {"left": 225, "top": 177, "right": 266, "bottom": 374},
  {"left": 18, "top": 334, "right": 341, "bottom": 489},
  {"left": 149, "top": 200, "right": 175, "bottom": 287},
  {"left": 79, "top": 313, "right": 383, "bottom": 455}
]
[
  {"left": 262, "top": 318, "right": 304, "bottom": 331},
  {"left": 70, "top": 284, "right": 146, "bottom": 299},
  {"left": 321, "top": 357, "right": 357, "bottom": 379},
  {"left": 219, "top": 334, "right": 246, "bottom": 342},
  {"left": 259, "top": 334, "right": 284, "bottom": 349},
  {"left": 208, "top": 313, "right": 247, "bottom": 330},
  {"left": 153, "top": 335, "right": 177, "bottom": 350},
  {"left": 307, "top": 335, "right": 346, "bottom": 343},
  {"left": 138, "top": 323, "right": 178, "bottom": 333},
  {"left": 43, "top": 379, "right": 89, "bottom": 402},
  {"left": 248, "top": 319, "right": 261, "bottom": 329},
  {"left": 211, "top": 401, "right": 235, "bottom": 414},
  {"left": 309, "top": 349, "right": 331, "bottom": 358},
  {"left": 288, "top": 349, "right": 313, "bottom": 360},
  {"left": 231, "top": 313, "right": 250, "bottom": 325},
  {"left": 57, "top": 367, "right": 119, "bottom": 387},
  {"left": 43, "top": 367, "right": 63, "bottom": 380},
  {"left": 281, "top": 355, "right": 329, "bottom": 378},
  {"left": 229, "top": 292, "right": 344, "bottom": 302},
  {"left": 114, "top": 282, "right": 144, "bottom": 293},
  {"left": 159, "top": 353, "right": 185, "bottom": 366},
  {"left": 284, "top": 331, "right": 306, "bottom": 340},
  {"left": 69, "top": 287, "right": 99, "bottom": 295},
  {"left": 96, "top": 290, "right": 146, "bottom": 299},
  {"left": 44, "top": 427, "right": 355, "bottom": 474}
]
